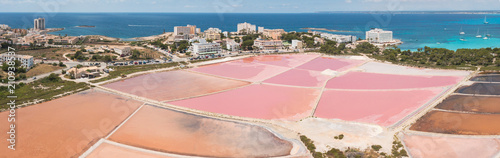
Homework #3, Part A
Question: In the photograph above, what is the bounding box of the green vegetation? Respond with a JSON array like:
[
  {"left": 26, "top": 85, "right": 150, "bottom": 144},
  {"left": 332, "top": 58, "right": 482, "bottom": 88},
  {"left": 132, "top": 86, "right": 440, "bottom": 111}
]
[
  {"left": 240, "top": 34, "right": 260, "bottom": 51},
  {"left": 391, "top": 140, "right": 408, "bottom": 158},
  {"left": 150, "top": 40, "right": 190, "bottom": 53},
  {"left": 371, "top": 145, "right": 383, "bottom": 151},
  {"left": 300, "top": 135, "right": 346, "bottom": 158},
  {"left": 325, "top": 148, "right": 346, "bottom": 158},
  {"left": 300, "top": 135, "right": 317, "bottom": 152},
  {"left": 300, "top": 135, "right": 409, "bottom": 158},
  {"left": 2, "top": 60, "right": 26, "bottom": 74},
  {"left": 90, "top": 62, "right": 181, "bottom": 83},
  {"left": 334, "top": 134, "right": 344, "bottom": 140},
  {"left": 353, "top": 42, "right": 380, "bottom": 54},
  {"left": 173, "top": 40, "right": 190, "bottom": 53},
  {"left": 129, "top": 49, "right": 159, "bottom": 60},
  {"left": 71, "top": 50, "right": 88, "bottom": 61},
  {"left": 189, "top": 57, "right": 222, "bottom": 64},
  {"left": 0, "top": 74, "right": 90, "bottom": 110},
  {"left": 282, "top": 32, "right": 320, "bottom": 48},
  {"left": 1, "top": 60, "right": 27, "bottom": 80},
  {"left": 25, "top": 63, "right": 63, "bottom": 78},
  {"left": 320, "top": 40, "right": 356, "bottom": 55},
  {"left": 91, "top": 54, "right": 115, "bottom": 62},
  {"left": 354, "top": 42, "right": 499, "bottom": 71}
]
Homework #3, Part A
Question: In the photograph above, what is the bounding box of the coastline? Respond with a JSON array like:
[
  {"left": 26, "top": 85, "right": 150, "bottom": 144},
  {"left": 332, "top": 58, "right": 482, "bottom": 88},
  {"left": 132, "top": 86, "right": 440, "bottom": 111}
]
[
  {"left": 132, "top": 32, "right": 173, "bottom": 41},
  {"left": 301, "top": 28, "right": 361, "bottom": 33}
]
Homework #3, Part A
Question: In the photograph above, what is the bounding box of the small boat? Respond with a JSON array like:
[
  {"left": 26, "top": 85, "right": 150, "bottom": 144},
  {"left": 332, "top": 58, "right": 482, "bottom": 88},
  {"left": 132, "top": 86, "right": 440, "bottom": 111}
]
[
  {"left": 460, "top": 38, "right": 466, "bottom": 41},
  {"left": 459, "top": 26, "right": 465, "bottom": 35},
  {"left": 484, "top": 36, "right": 488, "bottom": 40},
  {"left": 437, "top": 42, "right": 441, "bottom": 44},
  {"left": 476, "top": 28, "right": 482, "bottom": 38},
  {"left": 484, "top": 16, "right": 489, "bottom": 24},
  {"left": 486, "top": 30, "right": 491, "bottom": 37}
]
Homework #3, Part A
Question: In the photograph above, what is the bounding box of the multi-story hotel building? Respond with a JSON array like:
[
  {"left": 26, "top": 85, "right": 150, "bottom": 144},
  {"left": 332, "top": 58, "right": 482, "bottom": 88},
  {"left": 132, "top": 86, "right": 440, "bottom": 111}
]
[
  {"left": 174, "top": 25, "right": 197, "bottom": 36},
  {"left": 237, "top": 22, "right": 256, "bottom": 34},
  {"left": 0, "top": 53, "right": 35, "bottom": 69},
  {"left": 366, "top": 28, "right": 393, "bottom": 43},
  {"left": 34, "top": 18, "right": 46, "bottom": 30}
]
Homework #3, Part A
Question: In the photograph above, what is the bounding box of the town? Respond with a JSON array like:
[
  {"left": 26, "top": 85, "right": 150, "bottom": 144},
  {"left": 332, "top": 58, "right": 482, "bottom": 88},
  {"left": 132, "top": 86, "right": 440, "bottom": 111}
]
[{"left": 0, "top": 18, "right": 401, "bottom": 84}]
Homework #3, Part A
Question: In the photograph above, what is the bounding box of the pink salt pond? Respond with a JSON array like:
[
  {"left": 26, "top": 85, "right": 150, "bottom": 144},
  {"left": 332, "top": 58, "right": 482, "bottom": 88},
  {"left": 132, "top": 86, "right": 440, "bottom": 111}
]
[
  {"left": 169, "top": 84, "right": 320, "bottom": 120},
  {"left": 239, "top": 54, "right": 320, "bottom": 68},
  {"left": 314, "top": 88, "right": 443, "bottom": 126},
  {"left": 264, "top": 68, "right": 332, "bottom": 87},
  {"left": 296, "top": 57, "right": 364, "bottom": 72},
  {"left": 326, "top": 72, "right": 461, "bottom": 90},
  {"left": 403, "top": 134, "right": 500, "bottom": 158},
  {"left": 103, "top": 70, "right": 249, "bottom": 101},
  {"left": 108, "top": 105, "right": 293, "bottom": 157},
  {"left": 191, "top": 61, "right": 290, "bottom": 82}
]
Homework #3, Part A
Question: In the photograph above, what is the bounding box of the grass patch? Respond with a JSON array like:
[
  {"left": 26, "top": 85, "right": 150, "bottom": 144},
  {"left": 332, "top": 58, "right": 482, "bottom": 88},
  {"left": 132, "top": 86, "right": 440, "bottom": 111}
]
[
  {"left": 480, "top": 66, "right": 500, "bottom": 71},
  {"left": 26, "top": 64, "right": 64, "bottom": 77},
  {"left": 90, "top": 62, "right": 181, "bottom": 83},
  {"left": 189, "top": 57, "right": 224, "bottom": 64},
  {"left": 17, "top": 48, "right": 72, "bottom": 61},
  {"left": 0, "top": 74, "right": 90, "bottom": 110}
]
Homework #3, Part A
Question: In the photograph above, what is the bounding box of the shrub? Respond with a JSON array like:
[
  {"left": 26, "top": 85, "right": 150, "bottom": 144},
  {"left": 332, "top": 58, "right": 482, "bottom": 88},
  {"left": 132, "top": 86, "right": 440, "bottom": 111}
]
[{"left": 371, "top": 145, "right": 382, "bottom": 151}]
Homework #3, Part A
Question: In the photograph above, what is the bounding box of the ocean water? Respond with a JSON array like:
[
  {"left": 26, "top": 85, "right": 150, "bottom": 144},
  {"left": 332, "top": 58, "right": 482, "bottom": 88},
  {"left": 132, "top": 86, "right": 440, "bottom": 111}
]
[{"left": 0, "top": 13, "right": 498, "bottom": 50}]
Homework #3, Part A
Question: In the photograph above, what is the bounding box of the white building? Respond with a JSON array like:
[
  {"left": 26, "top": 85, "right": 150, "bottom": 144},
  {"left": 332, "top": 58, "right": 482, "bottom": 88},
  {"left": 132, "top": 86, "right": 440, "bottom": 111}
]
[
  {"left": 205, "top": 28, "right": 222, "bottom": 34},
  {"left": 192, "top": 39, "right": 222, "bottom": 55},
  {"left": 254, "top": 39, "right": 283, "bottom": 50},
  {"left": 237, "top": 22, "right": 256, "bottom": 34},
  {"left": 0, "top": 53, "right": 34, "bottom": 70},
  {"left": 174, "top": 26, "right": 191, "bottom": 36},
  {"left": 0, "top": 24, "right": 10, "bottom": 30},
  {"left": 258, "top": 27, "right": 265, "bottom": 33},
  {"left": 174, "top": 25, "right": 196, "bottom": 36},
  {"left": 226, "top": 39, "right": 240, "bottom": 51},
  {"left": 114, "top": 47, "right": 131, "bottom": 56},
  {"left": 204, "top": 28, "right": 222, "bottom": 40},
  {"left": 366, "top": 28, "right": 393, "bottom": 43},
  {"left": 34, "top": 18, "right": 45, "bottom": 30},
  {"left": 319, "top": 32, "right": 356, "bottom": 43},
  {"left": 291, "top": 40, "right": 303, "bottom": 49}
]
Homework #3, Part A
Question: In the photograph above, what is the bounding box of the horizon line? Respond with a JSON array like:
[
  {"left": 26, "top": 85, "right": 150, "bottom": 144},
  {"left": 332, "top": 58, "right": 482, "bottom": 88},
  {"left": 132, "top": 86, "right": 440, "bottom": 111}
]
[{"left": 0, "top": 10, "right": 499, "bottom": 14}]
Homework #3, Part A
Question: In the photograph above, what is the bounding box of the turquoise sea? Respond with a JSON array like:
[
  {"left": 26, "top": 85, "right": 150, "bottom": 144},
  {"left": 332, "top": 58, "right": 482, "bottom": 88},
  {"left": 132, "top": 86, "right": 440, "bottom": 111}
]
[{"left": 0, "top": 13, "right": 498, "bottom": 50}]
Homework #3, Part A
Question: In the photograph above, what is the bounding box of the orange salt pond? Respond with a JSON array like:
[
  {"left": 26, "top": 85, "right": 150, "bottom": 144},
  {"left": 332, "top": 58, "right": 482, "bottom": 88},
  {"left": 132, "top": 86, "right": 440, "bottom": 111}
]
[
  {"left": 87, "top": 141, "right": 173, "bottom": 158},
  {"left": 104, "top": 70, "right": 250, "bottom": 101},
  {"left": 108, "top": 105, "right": 293, "bottom": 157},
  {"left": 403, "top": 134, "right": 500, "bottom": 158},
  {"left": 0, "top": 90, "right": 143, "bottom": 158},
  {"left": 411, "top": 110, "right": 500, "bottom": 135},
  {"left": 435, "top": 95, "right": 500, "bottom": 114}
]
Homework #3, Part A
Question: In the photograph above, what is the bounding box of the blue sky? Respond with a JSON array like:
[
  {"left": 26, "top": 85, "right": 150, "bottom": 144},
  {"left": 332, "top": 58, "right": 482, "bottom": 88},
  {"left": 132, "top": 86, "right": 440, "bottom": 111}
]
[{"left": 0, "top": 0, "right": 499, "bottom": 13}]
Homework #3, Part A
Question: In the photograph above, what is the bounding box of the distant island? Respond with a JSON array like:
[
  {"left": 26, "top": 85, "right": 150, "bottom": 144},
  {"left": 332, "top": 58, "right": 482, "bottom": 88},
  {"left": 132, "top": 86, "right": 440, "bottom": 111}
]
[
  {"left": 316, "top": 11, "right": 500, "bottom": 14},
  {"left": 301, "top": 28, "right": 360, "bottom": 33},
  {"left": 76, "top": 25, "right": 95, "bottom": 28}
]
